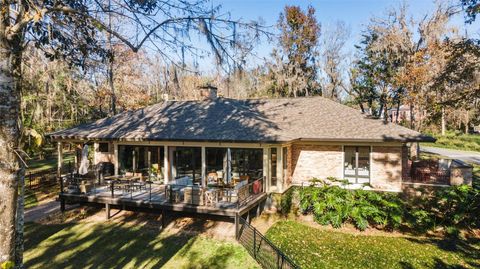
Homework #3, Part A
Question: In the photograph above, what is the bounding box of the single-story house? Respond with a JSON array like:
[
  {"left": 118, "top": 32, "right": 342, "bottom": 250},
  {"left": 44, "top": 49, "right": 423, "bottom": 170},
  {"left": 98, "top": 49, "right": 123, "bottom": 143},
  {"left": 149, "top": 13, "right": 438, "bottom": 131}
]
[{"left": 48, "top": 87, "right": 435, "bottom": 194}]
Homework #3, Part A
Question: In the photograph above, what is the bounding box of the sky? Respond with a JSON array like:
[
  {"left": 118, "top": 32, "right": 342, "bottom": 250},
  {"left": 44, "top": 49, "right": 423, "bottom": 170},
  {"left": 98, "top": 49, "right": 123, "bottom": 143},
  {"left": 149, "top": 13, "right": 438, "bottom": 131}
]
[{"left": 200, "top": 0, "right": 480, "bottom": 70}]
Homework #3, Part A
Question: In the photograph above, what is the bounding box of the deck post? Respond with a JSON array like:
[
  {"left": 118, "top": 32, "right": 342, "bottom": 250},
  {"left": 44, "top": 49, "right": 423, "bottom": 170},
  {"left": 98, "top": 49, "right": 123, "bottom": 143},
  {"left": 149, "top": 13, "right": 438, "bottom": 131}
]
[
  {"left": 163, "top": 145, "right": 169, "bottom": 184},
  {"left": 201, "top": 146, "right": 206, "bottom": 188},
  {"left": 161, "top": 209, "right": 166, "bottom": 229},
  {"left": 113, "top": 142, "right": 119, "bottom": 175},
  {"left": 105, "top": 203, "right": 110, "bottom": 220},
  {"left": 234, "top": 212, "right": 239, "bottom": 239},
  {"left": 263, "top": 148, "right": 269, "bottom": 192},
  {"left": 57, "top": 141, "right": 63, "bottom": 179},
  {"left": 60, "top": 198, "right": 65, "bottom": 212}
]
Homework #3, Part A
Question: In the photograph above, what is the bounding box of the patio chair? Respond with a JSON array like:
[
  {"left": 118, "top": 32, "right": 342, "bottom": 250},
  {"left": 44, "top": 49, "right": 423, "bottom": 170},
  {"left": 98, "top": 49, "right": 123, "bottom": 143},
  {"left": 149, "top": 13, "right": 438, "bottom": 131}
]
[
  {"left": 204, "top": 189, "right": 218, "bottom": 207},
  {"left": 79, "top": 180, "right": 93, "bottom": 194}
]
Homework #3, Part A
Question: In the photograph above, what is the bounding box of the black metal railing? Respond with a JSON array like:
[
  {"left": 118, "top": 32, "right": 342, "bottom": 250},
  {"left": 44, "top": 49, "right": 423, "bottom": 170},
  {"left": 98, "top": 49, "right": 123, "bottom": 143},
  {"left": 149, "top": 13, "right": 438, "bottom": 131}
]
[
  {"left": 26, "top": 168, "right": 58, "bottom": 189},
  {"left": 237, "top": 177, "right": 264, "bottom": 208},
  {"left": 237, "top": 216, "right": 300, "bottom": 269}
]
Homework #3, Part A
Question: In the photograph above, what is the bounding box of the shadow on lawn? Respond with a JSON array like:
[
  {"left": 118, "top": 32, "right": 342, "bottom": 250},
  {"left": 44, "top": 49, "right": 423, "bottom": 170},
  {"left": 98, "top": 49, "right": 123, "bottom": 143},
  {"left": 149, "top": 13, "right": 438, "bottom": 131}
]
[
  {"left": 24, "top": 212, "right": 238, "bottom": 269},
  {"left": 401, "top": 236, "right": 480, "bottom": 269}
]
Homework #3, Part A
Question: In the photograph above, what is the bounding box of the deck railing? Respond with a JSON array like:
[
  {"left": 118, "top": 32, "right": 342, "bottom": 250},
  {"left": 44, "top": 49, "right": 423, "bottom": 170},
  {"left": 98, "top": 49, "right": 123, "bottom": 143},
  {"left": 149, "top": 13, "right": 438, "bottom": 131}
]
[
  {"left": 237, "top": 216, "right": 300, "bottom": 269},
  {"left": 61, "top": 174, "right": 265, "bottom": 209},
  {"left": 237, "top": 178, "right": 264, "bottom": 208},
  {"left": 408, "top": 160, "right": 451, "bottom": 185}
]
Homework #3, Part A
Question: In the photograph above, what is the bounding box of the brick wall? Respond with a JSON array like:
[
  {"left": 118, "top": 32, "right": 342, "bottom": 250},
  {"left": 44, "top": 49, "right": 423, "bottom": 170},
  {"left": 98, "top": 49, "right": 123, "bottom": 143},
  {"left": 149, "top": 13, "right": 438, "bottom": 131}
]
[
  {"left": 289, "top": 144, "right": 343, "bottom": 185},
  {"left": 287, "top": 143, "right": 405, "bottom": 191},
  {"left": 370, "top": 146, "right": 403, "bottom": 190}
]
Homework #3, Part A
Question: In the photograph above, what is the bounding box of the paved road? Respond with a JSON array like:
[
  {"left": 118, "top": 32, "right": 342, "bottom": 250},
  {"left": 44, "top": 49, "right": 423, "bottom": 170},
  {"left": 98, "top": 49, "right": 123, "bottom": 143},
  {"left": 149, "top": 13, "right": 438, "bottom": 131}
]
[{"left": 420, "top": 146, "right": 480, "bottom": 165}]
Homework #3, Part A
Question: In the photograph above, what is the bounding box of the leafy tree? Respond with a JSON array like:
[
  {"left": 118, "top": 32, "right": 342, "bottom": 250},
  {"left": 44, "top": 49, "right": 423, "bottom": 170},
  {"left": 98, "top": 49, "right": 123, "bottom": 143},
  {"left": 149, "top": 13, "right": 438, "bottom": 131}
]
[
  {"left": 461, "top": 0, "right": 480, "bottom": 23},
  {"left": 267, "top": 5, "right": 321, "bottom": 97},
  {"left": 0, "top": 1, "right": 264, "bottom": 267}
]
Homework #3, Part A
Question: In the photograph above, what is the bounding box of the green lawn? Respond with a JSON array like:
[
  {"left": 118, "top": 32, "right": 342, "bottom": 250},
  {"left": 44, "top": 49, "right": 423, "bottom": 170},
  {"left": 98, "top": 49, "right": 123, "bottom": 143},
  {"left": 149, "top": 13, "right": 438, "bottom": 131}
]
[
  {"left": 266, "top": 221, "right": 479, "bottom": 269},
  {"left": 24, "top": 183, "right": 59, "bottom": 209},
  {"left": 24, "top": 222, "right": 259, "bottom": 269},
  {"left": 26, "top": 152, "right": 75, "bottom": 173},
  {"left": 25, "top": 188, "right": 39, "bottom": 209},
  {"left": 473, "top": 164, "right": 480, "bottom": 189},
  {"left": 422, "top": 133, "right": 480, "bottom": 152}
]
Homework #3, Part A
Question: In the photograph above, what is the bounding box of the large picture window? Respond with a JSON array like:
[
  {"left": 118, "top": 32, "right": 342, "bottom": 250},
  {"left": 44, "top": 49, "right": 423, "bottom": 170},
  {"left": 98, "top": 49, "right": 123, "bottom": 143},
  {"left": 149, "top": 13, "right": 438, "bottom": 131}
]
[
  {"left": 173, "top": 147, "right": 201, "bottom": 184},
  {"left": 118, "top": 145, "right": 164, "bottom": 177},
  {"left": 344, "top": 146, "right": 370, "bottom": 184}
]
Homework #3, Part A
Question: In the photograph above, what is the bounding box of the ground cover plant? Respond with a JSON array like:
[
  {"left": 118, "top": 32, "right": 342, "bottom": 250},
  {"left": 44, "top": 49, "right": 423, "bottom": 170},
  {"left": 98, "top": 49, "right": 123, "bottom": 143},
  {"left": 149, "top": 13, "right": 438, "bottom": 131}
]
[
  {"left": 297, "top": 179, "right": 480, "bottom": 234},
  {"left": 266, "top": 220, "right": 480, "bottom": 269}
]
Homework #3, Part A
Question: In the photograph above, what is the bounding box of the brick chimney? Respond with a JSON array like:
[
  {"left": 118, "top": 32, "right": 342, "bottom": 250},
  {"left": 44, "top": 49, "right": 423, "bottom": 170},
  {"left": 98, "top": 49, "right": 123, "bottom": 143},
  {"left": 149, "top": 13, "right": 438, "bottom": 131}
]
[{"left": 198, "top": 84, "right": 218, "bottom": 100}]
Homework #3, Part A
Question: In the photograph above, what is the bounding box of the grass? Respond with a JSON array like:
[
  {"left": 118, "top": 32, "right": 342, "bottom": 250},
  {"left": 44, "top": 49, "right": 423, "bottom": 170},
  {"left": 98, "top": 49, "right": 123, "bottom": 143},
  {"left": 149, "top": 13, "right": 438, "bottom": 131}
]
[
  {"left": 26, "top": 152, "right": 75, "bottom": 173},
  {"left": 24, "top": 188, "right": 39, "bottom": 209},
  {"left": 24, "top": 183, "right": 59, "bottom": 209},
  {"left": 473, "top": 164, "right": 480, "bottom": 189},
  {"left": 24, "top": 221, "right": 259, "bottom": 269},
  {"left": 265, "top": 220, "right": 479, "bottom": 269},
  {"left": 422, "top": 133, "right": 480, "bottom": 152}
]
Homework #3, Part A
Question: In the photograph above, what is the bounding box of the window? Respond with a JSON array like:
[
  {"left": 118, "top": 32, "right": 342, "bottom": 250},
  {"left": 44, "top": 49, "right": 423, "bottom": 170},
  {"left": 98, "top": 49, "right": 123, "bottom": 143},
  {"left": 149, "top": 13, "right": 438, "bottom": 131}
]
[
  {"left": 205, "top": 147, "right": 263, "bottom": 184},
  {"left": 230, "top": 148, "right": 263, "bottom": 180},
  {"left": 344, "top": 146, "right": 370, "bottom": 184},
  {"left": 118, "top": 145, "right": 164, "bottom": 177},
  {"left": 282, "top": 147, "right": 288, "bottom": 182},
  {"left": 173, "top": 147, "right": 201, "bottom": 184},
  {"left": 270, "top": 148, "right": 277, "bottom": 187},
  {"left": 98, "top": 143, "right": 109, "bottom": 153}
]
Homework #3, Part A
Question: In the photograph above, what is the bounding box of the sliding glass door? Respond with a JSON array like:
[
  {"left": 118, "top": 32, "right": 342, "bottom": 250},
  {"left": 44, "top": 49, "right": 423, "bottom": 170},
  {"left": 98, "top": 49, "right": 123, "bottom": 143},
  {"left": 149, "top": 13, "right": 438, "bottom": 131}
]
[
  {"left": 344, "top": 146, "right": 370, "bottom": 184},
  {"left": 118, "top": 145, "right": 164, "bottom": 177},
  {"left": 173, "top": 147, "right": 201, "bottom": 184}
]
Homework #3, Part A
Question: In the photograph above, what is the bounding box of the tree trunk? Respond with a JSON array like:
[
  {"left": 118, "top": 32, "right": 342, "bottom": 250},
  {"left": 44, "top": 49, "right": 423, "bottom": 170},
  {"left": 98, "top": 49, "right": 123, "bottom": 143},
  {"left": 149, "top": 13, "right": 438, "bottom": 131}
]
[
  {"left": 441, "top": 106, "right": 446, "bottom": 136},
  {"left": 0, "top": 38, "right": 22, "bottom": 265},
  {"left": 14, "top": 169, "right": 25, "bottom": 269},
  {"left": 465, "top": 110, "right": 469, "bottom": 134},
  {"left": 108, "top": 58, "right": 117, "bottom": 115},
  {"left": 409, "top": 97, "right": 415, "bottom": 130},
  {"left": 395, "top": 101, "right": 400, "bottom": 123}
]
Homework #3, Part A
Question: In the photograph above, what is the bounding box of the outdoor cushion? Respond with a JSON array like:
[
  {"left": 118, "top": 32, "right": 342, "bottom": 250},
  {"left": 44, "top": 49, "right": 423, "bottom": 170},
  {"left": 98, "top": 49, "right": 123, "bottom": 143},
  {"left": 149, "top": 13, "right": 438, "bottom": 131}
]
[
  {"left": 172, "top": 176, "right": 193, "bottom": 186},
  {"left": 234, "top": 180, "right": 248, "bottom": 190}
]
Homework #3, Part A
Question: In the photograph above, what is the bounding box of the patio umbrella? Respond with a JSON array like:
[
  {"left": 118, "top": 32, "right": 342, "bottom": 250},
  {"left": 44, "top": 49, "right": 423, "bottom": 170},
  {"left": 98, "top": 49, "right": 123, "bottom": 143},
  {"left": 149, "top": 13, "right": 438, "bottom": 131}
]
[
  {"left": 78, "top": 144, "right": 90, "bottom": 175},
  {"left": 226, "top": 148, "right": 232, "bottom": 184}
]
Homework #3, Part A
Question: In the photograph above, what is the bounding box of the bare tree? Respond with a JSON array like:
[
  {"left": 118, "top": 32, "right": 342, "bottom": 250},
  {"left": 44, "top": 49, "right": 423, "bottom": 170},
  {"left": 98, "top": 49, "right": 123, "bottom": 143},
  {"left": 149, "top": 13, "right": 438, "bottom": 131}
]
[{"left": 321, "top": 21, "right": 350, "bottom": 100}]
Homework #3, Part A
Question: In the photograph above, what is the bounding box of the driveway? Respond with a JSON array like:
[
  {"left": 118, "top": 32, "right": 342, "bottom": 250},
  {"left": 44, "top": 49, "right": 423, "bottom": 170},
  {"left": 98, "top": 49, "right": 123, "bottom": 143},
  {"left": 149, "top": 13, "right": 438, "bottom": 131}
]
[{"left": 420, "top": 146, "right": 480, "bottom": 165}]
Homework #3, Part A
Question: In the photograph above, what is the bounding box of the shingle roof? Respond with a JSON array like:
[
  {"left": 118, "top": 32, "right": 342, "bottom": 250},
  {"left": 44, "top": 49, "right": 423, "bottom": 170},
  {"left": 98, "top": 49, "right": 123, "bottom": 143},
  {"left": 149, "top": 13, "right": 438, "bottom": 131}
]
[{"left": 48, "top": 97, "right": 434, "bottom": 143}]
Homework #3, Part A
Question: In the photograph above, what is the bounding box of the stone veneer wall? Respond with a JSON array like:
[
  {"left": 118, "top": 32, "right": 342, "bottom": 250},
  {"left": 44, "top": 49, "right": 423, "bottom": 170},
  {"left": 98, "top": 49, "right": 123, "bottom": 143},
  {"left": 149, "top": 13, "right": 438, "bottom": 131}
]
[
  {"left": 370, "top": 146, "right": 403, "bottom": 190},
  {"left": 289, "top": 144, "right": 343, "bottom": 185}
]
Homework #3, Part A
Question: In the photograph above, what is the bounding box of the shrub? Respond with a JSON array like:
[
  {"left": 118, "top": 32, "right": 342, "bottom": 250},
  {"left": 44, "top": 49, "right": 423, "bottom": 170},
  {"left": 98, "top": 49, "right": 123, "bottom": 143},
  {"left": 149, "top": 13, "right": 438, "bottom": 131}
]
[
  {"left": 404, "top": 185, "right": 480, "bottom": 232},
  {"left": 299, "top": 182, "right": 404, "bottom": 231},
  {"left": 280, "top": 187, "right": 295, "bottom": 215},
  {"left": 299, "top": 179, "right": 480, "bottom": 233}
]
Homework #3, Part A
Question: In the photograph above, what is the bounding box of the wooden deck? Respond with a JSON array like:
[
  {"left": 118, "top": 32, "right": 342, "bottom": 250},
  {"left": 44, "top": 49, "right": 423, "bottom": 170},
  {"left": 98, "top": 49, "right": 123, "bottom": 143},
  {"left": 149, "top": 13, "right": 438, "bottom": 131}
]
[{"left": 59, "top": 184, "right": 267, "bottom": 217}]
